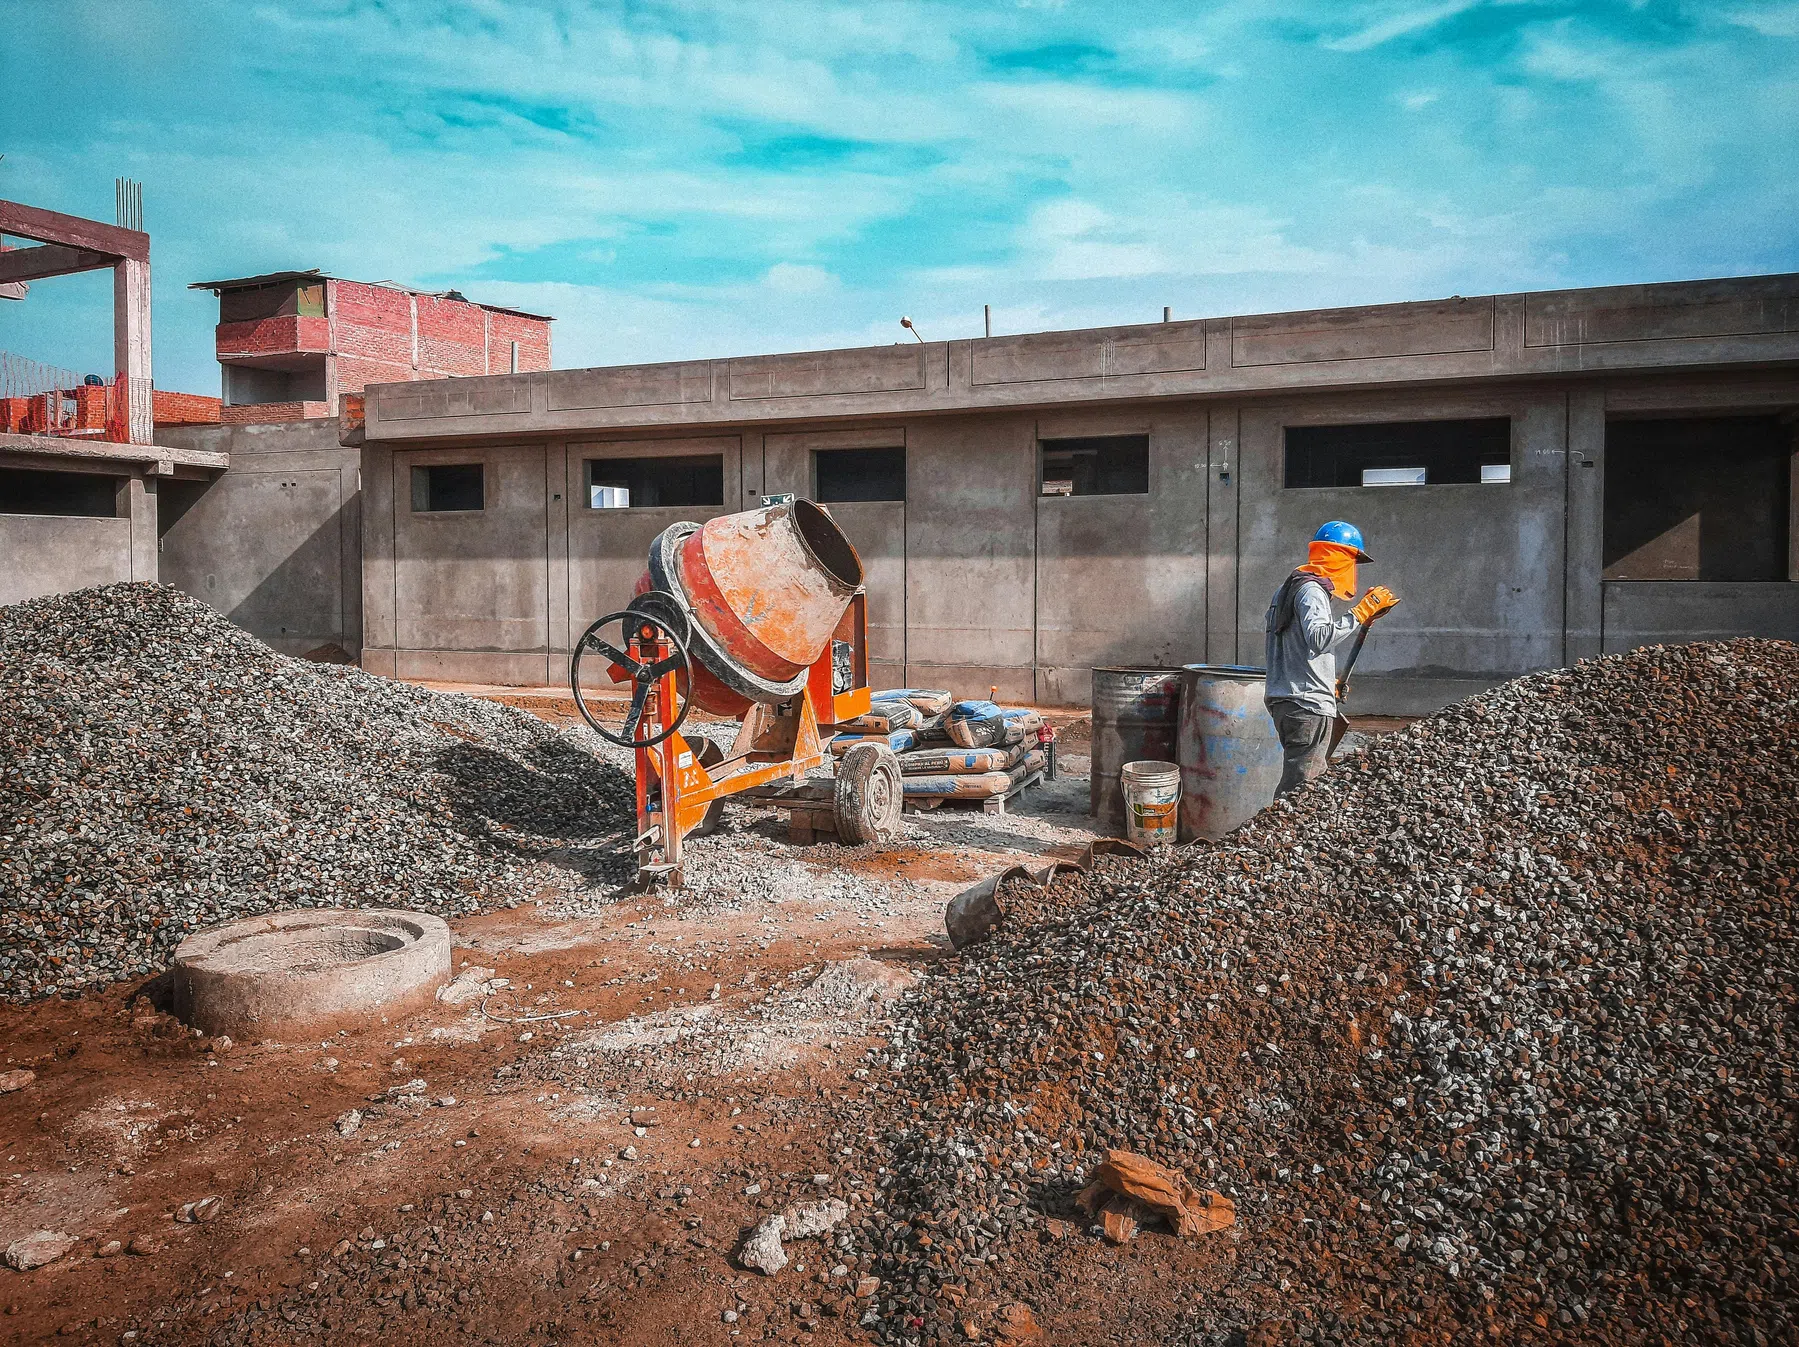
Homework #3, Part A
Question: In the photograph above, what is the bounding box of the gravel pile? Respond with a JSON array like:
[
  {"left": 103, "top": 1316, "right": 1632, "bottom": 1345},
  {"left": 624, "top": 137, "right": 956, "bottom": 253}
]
[
  {"left": 1, "top": 583, "right": 634, "bottom": 1002},
  {"left": 851, "top": 639, "right": 1798, "bottom": 1344}
]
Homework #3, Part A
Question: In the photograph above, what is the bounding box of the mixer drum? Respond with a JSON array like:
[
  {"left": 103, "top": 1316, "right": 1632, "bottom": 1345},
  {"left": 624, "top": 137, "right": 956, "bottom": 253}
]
[{"left": 646, "top": 499, "right": 865, "bottom": 710}]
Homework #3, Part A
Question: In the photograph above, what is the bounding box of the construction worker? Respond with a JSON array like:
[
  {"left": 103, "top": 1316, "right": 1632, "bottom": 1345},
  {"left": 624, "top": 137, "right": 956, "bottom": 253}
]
[{"left": 1264, "top": 520, "right": 1399, "bottom": 799}]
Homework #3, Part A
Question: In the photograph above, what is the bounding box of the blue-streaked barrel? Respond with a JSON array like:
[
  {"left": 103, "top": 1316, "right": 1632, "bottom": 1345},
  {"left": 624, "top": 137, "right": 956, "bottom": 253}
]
[{"left": 1176, "top": 664, "right": 1283, "bottom": 841}]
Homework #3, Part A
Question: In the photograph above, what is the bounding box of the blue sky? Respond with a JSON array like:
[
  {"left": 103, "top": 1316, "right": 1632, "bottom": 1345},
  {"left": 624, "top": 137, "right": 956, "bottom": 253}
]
[{"left": 3, "top": 0, "right": 1797, "bottom": 396}]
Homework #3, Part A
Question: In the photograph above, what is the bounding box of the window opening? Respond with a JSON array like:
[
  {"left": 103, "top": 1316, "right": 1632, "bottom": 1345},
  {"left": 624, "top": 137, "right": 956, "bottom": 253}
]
[
  {"left": 1361, "top": 467, "right": 1427, "bottom": 487},
  {"left": 1039, "top": 434, "right": 1149, "bottom": 497},
  {"left": 814, "top": 447, "right": 905, "bottom": 503},
  {"left": 585, "top": 455, "right": 724, "bottom": 509},
  {"left": 0, "top": 468, "right": 119, "bottom": 517},
  {"left": 1603, "top": 417, "right": 1791, "bottom": 581},
  {"left": 410, "top": 463, "right": 484, "bottom": 513},
  {"left": 1284, "top": 418, "right": 1511, "bottom": 488}
]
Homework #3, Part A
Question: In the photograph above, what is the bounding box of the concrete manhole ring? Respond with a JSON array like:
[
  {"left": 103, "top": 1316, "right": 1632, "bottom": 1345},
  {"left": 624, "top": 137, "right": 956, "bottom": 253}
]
[{"left": 171, "top": 908, "right": 453, "bottom": 1039}]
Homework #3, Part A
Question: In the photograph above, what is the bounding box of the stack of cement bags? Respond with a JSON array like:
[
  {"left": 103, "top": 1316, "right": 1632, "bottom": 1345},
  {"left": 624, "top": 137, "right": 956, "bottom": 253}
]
[{"left": 832, "top": 692, "right": 1048, "bottom": 803}]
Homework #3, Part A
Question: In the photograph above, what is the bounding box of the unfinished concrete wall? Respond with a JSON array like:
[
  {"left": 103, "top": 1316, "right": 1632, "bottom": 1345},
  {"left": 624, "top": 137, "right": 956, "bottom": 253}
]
[
  {"left": 1236, "top": 389, "right": 1570, "bottom": 714},
  {"left": 350, "top": 277, "right": 1799, "bottom": 708},
  {"left": 156, "top": 419, "right": 361, "bottom": 659},
  {"left": 761, "top": 427, "right": 908, "bottom": 688},
  {"left": 902, "top": 414, "right": 1038, "bottom": 703},
  {"left": 1031, "top": 406, "right": 1210, "bottom": 704},
  {"left": 0, "top": 513, "right": 136, "bottom": 606},
  {"left": 563, "top": 435, "right": 743, "bottom": 655},
  {"left": 0, "top": 463, "right": 157, "bottom": 607}
]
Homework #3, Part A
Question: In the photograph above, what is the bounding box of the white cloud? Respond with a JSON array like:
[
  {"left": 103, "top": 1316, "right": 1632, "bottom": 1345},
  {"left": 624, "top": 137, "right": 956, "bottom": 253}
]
[
  {"left": 763, "top": 262, "right": 836, "bottom": 294},
  {"left": 1725, "top": 4, "right": 1799, "bottom": 38},
  {"left": 1323, "top": 0, "right": 1484, "bottom": 53}
]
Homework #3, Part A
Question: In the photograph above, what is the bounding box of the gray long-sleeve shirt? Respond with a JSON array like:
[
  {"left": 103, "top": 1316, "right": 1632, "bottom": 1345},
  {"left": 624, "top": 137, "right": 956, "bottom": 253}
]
[{"left": 1263, "top": 574, "right": 1358, "bottom": 717}]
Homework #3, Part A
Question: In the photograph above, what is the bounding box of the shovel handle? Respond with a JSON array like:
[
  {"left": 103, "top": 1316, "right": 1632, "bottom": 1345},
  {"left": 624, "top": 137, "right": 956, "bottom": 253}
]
[{"left": 1335, "top": 621, "right": 1371, "bottom": 702}]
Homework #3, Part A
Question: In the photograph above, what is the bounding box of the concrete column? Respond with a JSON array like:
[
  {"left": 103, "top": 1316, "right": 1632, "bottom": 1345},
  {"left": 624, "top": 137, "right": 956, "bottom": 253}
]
[
  {"left": 112, "top": 257, "right": 151, "bottom": 443},
  {"left": 1789, "top": 421, "right": 1799, "bottom": 582},
  {"left": 360, "top": 442, "right": 398, "bottom": 674},
  {"left": 545, "top": 441, "right": 570, "bottom": 680},
  {"left": 1564, "top": 388, "right": 1606, "bottom": 663},
  {"left": 1205, "top": 406, "right": 1240, "bottom": 664},
  {"left": 122, "top": 474, "right": 157, "bottom": 581}
]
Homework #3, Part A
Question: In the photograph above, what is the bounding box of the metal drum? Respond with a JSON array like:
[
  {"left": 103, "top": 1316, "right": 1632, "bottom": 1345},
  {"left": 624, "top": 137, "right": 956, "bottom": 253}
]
[
  {"left": 1089, "top": 667, "right": 1183, "bottom": 833},
  {"left": 1176, "top": 664, "right": 1283, "bottom": 842}
]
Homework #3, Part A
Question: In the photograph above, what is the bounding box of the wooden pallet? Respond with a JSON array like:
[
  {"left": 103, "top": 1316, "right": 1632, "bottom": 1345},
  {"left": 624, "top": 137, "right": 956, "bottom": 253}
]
[{"left": 903, "top": 769, "right": 1045, "bottom": 816}]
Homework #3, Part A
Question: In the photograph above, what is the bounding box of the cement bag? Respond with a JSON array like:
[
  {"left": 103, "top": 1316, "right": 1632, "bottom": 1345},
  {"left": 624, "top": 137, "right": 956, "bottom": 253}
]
[
  {"left": 874, "top": 688, "right": 954, "bottom": 717},
  {"left": 840, "top": 698, "right": 921, "bottom": 733},
  {"left": 1000, "top": 708, "right": 1045, "bottom": 744},
  {"left": 945, "top": 699, "right": 1007, "bottom": 748},
  {"left": 914, "top": 711, "right": 952, "bottom": 745},
  {"left": 904, "top": 750, "right": 1044, "bottom": 799},
  {"left": 898, "top": 741, "right": 1029, "bottom": 776},
  {"left": 829, "top": 728, "right": 918, "bottom": 756}
]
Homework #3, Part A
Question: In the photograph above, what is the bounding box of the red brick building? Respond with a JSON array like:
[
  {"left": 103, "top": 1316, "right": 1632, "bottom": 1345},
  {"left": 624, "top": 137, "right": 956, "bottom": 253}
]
[{"left": 190, "top": 270, "right": 552, "bottom": 423}]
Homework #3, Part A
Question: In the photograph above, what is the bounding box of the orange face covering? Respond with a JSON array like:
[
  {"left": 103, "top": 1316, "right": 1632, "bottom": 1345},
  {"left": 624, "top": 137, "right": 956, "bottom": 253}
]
[{"left": 1299, "top": 540, "right": 1359, "bottom": 600}]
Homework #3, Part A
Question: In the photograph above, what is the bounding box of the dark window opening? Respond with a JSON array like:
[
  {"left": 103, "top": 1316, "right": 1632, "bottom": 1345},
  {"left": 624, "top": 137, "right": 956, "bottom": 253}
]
[
  {"left": 585, "top": 455, "right": 724, "bottom": 509},
  {"left": 1039, "top": 435, "right": 1149, "bottom": 497},
  {"left": 814, "top": 447, "right": 905, "bottom": 503},
  {"left": 0, "top": 468, "right": 119, "bottom": 518},
  {"left": 1603, "top": 417, "right": 1791, "bottom": 581},
  {"left": 410, "top": 463, "right": 485, "bottom": 513},
  {"left": 1284, "top": 418, "right": 1512, "bottom": 488}
]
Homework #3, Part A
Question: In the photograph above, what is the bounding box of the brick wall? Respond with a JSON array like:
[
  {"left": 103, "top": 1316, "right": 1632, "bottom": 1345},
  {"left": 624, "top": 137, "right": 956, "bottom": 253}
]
[
  {"left": 216, "top": 315, "right": 329, "bottom": 359},
  {"left": 484, "top": 309, "right": 552, "bottom": 372},
  {"left": 333, "top": 355, "right": 418, "bottom": 397},
  {"left": 214, "top": 278, "right": 553, "bottom": 400},
  {"left": 152, "top": 390, "right": 222, "bottom": 426},
  {"left": 220, "top": 400, "right": 331, "bottom": 424},
  {"left": 331, "top": 281, "right": 417, "bottom": 368}
]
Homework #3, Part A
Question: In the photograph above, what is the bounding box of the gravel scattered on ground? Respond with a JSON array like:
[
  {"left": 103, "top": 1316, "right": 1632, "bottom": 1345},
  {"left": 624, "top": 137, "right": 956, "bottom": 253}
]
[
  {"left": 847, "top": 639, "right": 1799, "bottom": 1345},
  {"left": 0, "top": 582, "right": 635, "bottom": 1002}
]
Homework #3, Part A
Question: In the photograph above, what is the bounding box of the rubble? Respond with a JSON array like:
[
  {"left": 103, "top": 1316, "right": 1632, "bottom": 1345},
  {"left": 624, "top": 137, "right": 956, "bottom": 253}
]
[
  {"left": 853, "top": 640, "right": 1799, "bottom": 1343},
  {"left": 0, "top": 583, "right": 634, "bottom": 1003},
  {"left": 1073, "top": 1149, "right": 1235, "bottom": 1241},
  {"left": 4, "top": 1231, "right": 75, "bottom": 1272},
  {"left": 740, "top": 1215, "right": 789, "bottom": 1275}
]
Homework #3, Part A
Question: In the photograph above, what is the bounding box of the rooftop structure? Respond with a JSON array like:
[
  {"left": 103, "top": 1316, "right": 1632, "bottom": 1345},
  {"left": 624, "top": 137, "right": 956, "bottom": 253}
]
[{"left": 190, "top": 270, "right": 552, "bottom": 423}]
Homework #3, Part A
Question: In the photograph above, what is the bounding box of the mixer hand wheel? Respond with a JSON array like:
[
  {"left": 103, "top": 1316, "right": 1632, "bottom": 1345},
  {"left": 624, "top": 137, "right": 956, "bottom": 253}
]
[{"left": 570, "top": 609, "right": 694, "bottom": 749}]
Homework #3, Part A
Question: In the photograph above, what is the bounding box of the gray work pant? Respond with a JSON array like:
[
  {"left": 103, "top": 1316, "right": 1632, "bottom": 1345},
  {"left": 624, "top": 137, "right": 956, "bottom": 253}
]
[{"left": 1267, "top": 701, "right": 1334, "bottom": 800}]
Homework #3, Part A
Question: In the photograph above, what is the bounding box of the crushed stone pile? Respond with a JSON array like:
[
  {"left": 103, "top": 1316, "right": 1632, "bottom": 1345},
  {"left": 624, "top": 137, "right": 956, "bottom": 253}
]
[
  {"left": 850, "top": 639, "right": 1798, "bottom": 1345},
  {"left": 1, "top": 583, "right": 634, "bottom": 1002}
]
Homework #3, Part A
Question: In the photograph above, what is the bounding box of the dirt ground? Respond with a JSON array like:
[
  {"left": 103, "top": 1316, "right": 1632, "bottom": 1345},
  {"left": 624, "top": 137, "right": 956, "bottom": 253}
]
[{"left": 0, "top": 690, "right": 1406, "bottom": 1346}]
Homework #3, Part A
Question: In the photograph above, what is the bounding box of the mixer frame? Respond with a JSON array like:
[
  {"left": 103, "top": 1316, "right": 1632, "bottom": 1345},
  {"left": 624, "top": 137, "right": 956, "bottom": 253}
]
[{"left": 623, "top": 592, "right": 874, "bottom": 886}]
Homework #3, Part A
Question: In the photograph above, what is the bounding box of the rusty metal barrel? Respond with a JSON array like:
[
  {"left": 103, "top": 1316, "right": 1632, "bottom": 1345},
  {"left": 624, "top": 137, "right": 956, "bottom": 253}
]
[
  {"left": 647, "top": 499, "right": 864, "bottom": 708},
  {"left": 1089, "top": 667, "right": 1183, "bottom": 833},
  {"left": 1176, "top": 664, "right": 1283, "bottom": 841}
]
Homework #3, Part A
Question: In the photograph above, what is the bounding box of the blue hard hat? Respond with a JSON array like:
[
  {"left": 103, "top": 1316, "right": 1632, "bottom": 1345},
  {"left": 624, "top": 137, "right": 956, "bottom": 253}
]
[{"left": 1313, "top": 520, "right": 1372, "bottom": 562}]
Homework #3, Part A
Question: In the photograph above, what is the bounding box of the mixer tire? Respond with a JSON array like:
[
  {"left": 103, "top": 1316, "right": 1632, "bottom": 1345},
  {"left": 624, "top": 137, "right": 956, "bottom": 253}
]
[{"left": 835, "top": 742, "right": 903, "bottom": 845}]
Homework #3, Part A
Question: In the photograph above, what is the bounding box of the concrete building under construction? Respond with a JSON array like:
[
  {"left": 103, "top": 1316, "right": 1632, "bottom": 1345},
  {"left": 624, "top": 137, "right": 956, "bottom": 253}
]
[
  {"left": 190, "top": 271, "right": 552, "bottom": 424},
  {"left": 329, "top": 272, "right": 1799, "bottom": 713}
]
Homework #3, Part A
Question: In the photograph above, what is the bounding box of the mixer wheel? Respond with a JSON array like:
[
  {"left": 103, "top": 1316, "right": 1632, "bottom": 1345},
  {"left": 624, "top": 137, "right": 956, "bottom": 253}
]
[{"left": 834, "top": 742, "right": 903, "bottom": 845}]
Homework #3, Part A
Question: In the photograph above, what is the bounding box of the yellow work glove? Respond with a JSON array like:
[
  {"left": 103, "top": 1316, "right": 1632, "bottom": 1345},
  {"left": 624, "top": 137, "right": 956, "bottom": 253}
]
[{"left": 1352, "top": 586, "right": 1399, "bottom": 625}]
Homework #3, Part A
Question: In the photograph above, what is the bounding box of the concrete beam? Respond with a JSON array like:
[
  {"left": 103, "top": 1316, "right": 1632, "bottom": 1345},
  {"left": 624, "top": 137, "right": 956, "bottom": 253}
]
[
  {"left": 0, "top": 431, "right": 228, "bottom": 473},
  {"left": 0, "top": 243, "right": 111, "bottom": 284},
  {"left": 0, "top": 198, "right": 149, "bottom": 262}
]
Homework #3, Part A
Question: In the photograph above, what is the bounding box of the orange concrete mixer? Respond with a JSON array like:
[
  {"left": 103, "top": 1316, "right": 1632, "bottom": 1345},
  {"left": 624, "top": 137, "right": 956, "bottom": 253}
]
[{"left": 572, "top": 499, "right": 900, "bottom": 885}]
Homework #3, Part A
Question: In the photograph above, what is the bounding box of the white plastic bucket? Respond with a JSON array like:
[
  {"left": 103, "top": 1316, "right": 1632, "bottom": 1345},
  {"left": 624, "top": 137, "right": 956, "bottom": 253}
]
[{"left": 1121, "top": 759, "right": 1181, "bottom": 847}]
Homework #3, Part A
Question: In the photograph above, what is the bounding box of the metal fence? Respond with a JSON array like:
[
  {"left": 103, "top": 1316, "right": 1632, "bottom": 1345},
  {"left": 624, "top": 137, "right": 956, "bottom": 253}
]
[{"left": 0, "top": 352, "right": 151, "bottom": 444}]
